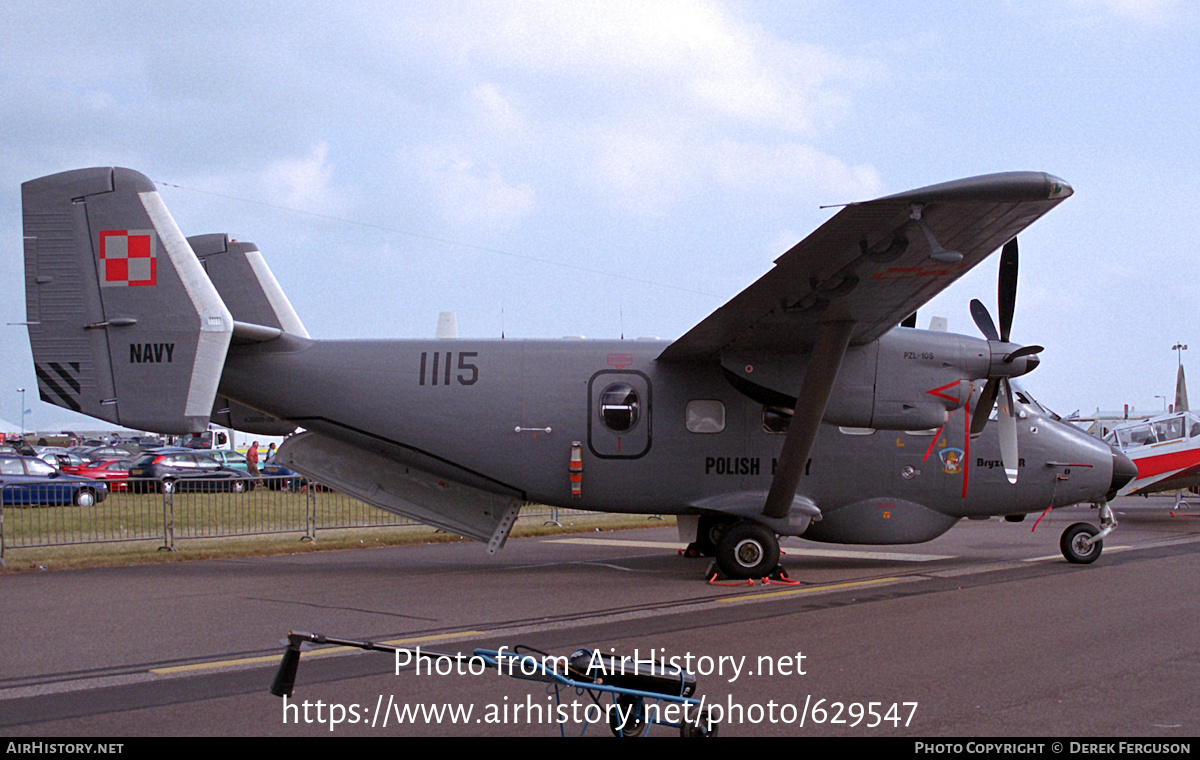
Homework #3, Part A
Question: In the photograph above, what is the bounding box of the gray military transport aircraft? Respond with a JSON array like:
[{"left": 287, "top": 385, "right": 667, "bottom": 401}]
[{"left": 20, "top": 167, "right": 1136, "bottom": 578}]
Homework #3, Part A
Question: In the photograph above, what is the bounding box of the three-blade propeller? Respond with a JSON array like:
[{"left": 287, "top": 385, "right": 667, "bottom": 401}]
[{"left": 967, "top": 238, "right": 1043, "bottom": 484}]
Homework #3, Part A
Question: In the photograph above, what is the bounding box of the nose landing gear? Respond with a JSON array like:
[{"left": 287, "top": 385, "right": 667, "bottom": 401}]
[{"left": 1060, "top": 501, "right": 1116, "bottom": 564}]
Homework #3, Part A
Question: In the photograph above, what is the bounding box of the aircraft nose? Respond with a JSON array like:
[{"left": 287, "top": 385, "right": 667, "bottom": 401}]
[{"left": 1108, "top": 450, "right": 1138, "bottom": 499}]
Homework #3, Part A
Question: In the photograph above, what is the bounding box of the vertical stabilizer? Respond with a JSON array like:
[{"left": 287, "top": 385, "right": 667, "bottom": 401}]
[
  {"left": 188, "top": 233, "right": 309, "bottom": 337},
  {"left": 22, "top": 167, "right": 233, "bottom": 432},
  {"left": 1177, "top": 364, "right": 1189, "bottom": 413}
]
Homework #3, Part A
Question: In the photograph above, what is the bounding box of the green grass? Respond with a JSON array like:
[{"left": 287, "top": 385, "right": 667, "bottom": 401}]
[{"left": 1, "top": 486, "right": 675, "bottom": 572}]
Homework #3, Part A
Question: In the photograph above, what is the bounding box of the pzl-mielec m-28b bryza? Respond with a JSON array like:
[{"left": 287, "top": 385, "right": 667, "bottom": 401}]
[{"left": 21, "top": 168, "right": 1135, "bottom": 577}]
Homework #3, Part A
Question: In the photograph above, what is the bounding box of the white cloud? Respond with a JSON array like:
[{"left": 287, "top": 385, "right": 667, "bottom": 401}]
[
  {"left": 449, "top": 0, "right": 875, "bottom": 135},
  {"left": 468, "top": 83, "right": 526, "bottom": 135},
  {"left": 707, "top": 140, "right": 884, "bottom": 201},
  {"left": 261, "top": 143, "right": 350, "bottom": 215},
  {"left": 396, "top": 1, "right": 885, "bottom": 216},
  {"left": 407, "top": 145, "right": 536, "bottom": 230}
]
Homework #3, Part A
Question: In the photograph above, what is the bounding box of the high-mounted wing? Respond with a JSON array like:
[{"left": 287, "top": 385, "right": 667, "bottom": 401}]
[{"left": 658, "top": 172, "right": 1072, "bottom": 362}]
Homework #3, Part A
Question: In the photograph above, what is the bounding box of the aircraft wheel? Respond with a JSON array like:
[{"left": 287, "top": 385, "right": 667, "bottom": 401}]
[
  {"left": 1060, "top": 522, "right": 1102, "bottom": 564},
  {"left": 608, "top": 694, "right": 647, "bottom": 737},
  {"left": 73, "top": 488, "right": 96, "bottom": 508},
  {"left": 715, "top": 521, "right": 779, "bottom": 579}
]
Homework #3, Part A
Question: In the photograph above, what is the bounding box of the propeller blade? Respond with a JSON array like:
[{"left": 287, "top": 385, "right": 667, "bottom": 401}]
[
  {"left": 1004, "top": 344, "right": 1044, "bottom": 363},
  {"left": 969, "top": 299, "right": 999, "bottom": 342},
  {"left": 971, "top": 378, "right": 1000, "bottom": 435},
  {"left": 999, "top": 378, "right": 1019, "bottom": 484},
  {"left": 998, "top": 238, "right": 1018, "bottom": 342}
]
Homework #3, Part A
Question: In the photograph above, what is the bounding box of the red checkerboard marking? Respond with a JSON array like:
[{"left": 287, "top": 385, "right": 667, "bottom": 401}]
[{"left": 99, "top": 229, "right": 157, "bottom": 287}]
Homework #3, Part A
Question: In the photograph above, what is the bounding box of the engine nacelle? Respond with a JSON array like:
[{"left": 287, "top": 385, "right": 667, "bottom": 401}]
[{"left": 720, "top": 328, "right": 991, "bottom": 431}]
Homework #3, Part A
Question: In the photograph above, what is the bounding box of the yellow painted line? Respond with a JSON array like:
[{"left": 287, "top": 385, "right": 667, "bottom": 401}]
[
  {"left": 149, "top": 630, "right": 487, "bottom": 675},
  {"left": 715, "top": 576, "right": 907, "bottom": 603}
]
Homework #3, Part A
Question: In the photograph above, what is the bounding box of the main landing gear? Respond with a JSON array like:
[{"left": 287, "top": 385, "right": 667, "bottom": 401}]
[
  {"left": 1059, "top": 501, "right": 1117, "bottom": 564},
  {"left": 686, "top": 516, "right": 782, "bottom": 579}
]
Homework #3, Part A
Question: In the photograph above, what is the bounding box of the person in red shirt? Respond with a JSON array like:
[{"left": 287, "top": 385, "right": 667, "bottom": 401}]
[{"left": 247, "top": 441, "right": 260, "bottom": 477}]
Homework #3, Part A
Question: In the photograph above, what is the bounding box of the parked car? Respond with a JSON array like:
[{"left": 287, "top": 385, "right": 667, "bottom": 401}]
[
  {"left": 72, "top": 459, "right": 135, "bottom": 492},
  {"left": 79, "top": 445, "right": 136, "bottom": 461},
  {"left": 0, "top": 455, "right": 109, "bottom": 507},
  {"left": 127, "top": 450, "right": 255, "bottom": 493},
  {"left": 259, "top": 462, "right": 304, "bottom": 491},
  {"left": 199, "top": 449, "right": 251, "bottom": 472},
  {"left": 38, "top": 450, "right": 92, "bottom": 472}
]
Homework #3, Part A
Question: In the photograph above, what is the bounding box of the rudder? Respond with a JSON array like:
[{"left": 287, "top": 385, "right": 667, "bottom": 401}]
[{"left": 22, "top": 167, "right": 232, "bottom": 433}]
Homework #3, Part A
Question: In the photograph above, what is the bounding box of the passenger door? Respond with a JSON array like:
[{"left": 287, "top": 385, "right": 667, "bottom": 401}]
[{"left": 587, "top": 371, "right": 652, "bottom": 459}]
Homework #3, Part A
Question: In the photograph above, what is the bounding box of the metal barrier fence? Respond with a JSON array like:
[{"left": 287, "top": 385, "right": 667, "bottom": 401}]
[{"left": 0, "top": 476, "right": 580, "bottom": 565}]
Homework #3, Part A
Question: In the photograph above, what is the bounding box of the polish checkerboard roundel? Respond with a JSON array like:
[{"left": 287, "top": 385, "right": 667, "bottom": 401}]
[{"left": 99, "top": 229, "right": 157, "bottom": 287}]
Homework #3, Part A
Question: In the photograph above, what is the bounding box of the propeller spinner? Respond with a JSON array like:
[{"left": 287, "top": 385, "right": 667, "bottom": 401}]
[{"left": 968, "top": 238, "right": 1043, "bottom": 483}]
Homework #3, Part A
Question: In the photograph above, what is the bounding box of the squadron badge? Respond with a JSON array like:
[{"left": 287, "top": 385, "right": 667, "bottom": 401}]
[{"left": 939, "top": 447, "right": 965, "bottom": 475}]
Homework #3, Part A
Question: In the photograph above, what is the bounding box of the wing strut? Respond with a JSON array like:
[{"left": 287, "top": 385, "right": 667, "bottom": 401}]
[{"left": 762, "top": 320, "right": 856, "bottom": 519}]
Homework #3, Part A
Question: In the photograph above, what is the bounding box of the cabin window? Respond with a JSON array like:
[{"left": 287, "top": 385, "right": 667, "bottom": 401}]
[
  {"left": 762, "top": 405, "right": 791, "bottom": 434},
  {"left": 686, "top": 400, "right": 725, "bottom": 433},
  {"left": 599, "top": 383, "right": 640, "bottom": 432}
]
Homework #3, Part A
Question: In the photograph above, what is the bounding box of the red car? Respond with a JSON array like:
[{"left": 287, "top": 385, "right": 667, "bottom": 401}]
[{"left": 71, "top": 459, "right": 135, "bottom": 491}]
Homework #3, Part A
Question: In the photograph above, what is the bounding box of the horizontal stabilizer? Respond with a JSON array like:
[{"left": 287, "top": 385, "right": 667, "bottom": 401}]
[
  {"left": 275, "top": 432, "right": 523, "bottom": 552},
  {"left": 23, "top": 167, "right": 232, "bottom": 433}
]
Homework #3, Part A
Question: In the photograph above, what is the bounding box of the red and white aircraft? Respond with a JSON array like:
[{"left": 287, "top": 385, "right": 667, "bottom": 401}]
[
  {"left": 1100, "top": 366, "right": 1200, "bottom": 506},
  {"left": 1104, "top": 411, "right": 1200, "bottom": 495}
]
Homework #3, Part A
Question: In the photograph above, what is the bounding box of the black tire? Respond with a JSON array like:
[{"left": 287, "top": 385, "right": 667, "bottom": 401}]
[
  {"left": 232, "top": 479, "right": 247, "bottom": 494},
  {"left": 1060, "top": 522, "right": 1102, "bottom": 564},
  {"left": 160, "top": 479, "right": 174, "bottom": 494},
  {"left": 715, "top": 521, "right": 780, "bottom": 579},
  {"left": 608, "top": 694, "right": 647, "bottom": 737},
  {"left": 73, "top": 488, "right": 96, "bottom": 508},
  {"left": 680, "top": 706, "right": 718, "bottom": 737}
]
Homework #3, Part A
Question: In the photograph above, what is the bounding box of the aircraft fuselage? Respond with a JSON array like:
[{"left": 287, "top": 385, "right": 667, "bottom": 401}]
[{"left": 217, "top": 330, "right": 1117, "bottom": 544}]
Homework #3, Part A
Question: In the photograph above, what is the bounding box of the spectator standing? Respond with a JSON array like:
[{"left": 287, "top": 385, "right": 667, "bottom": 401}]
[{"left": 247, "top": 441, "right": 260, "bottom": 477}]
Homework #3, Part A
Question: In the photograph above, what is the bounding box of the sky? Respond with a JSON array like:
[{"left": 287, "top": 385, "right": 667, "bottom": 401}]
[{"left": 2, "top": 0, "right": 1198, "bottom": 432}]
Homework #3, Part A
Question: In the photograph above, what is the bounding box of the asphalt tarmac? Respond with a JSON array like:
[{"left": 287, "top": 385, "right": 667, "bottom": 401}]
[{"left": 0, "top": 496, "right": 1197, "bottom": 739}]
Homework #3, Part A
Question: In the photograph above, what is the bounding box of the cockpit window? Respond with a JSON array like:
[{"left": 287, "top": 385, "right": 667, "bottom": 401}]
[
  {"left": 1154, "top": 417, "right": 1185, "bottom": 442},
  {"left": 1009, "top": 380, "right": 1061, "bottom": 420},
  {"left": 1116, "top": 424, "right": 1157, "bottom": 449},
  {"left": 599, "top": 383, "right": 640, "bottom": 432}
]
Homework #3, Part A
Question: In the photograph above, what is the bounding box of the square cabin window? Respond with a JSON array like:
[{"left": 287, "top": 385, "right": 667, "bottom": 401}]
[{"left": 686, "top": 400, "right": 725, "bottom": 433}]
